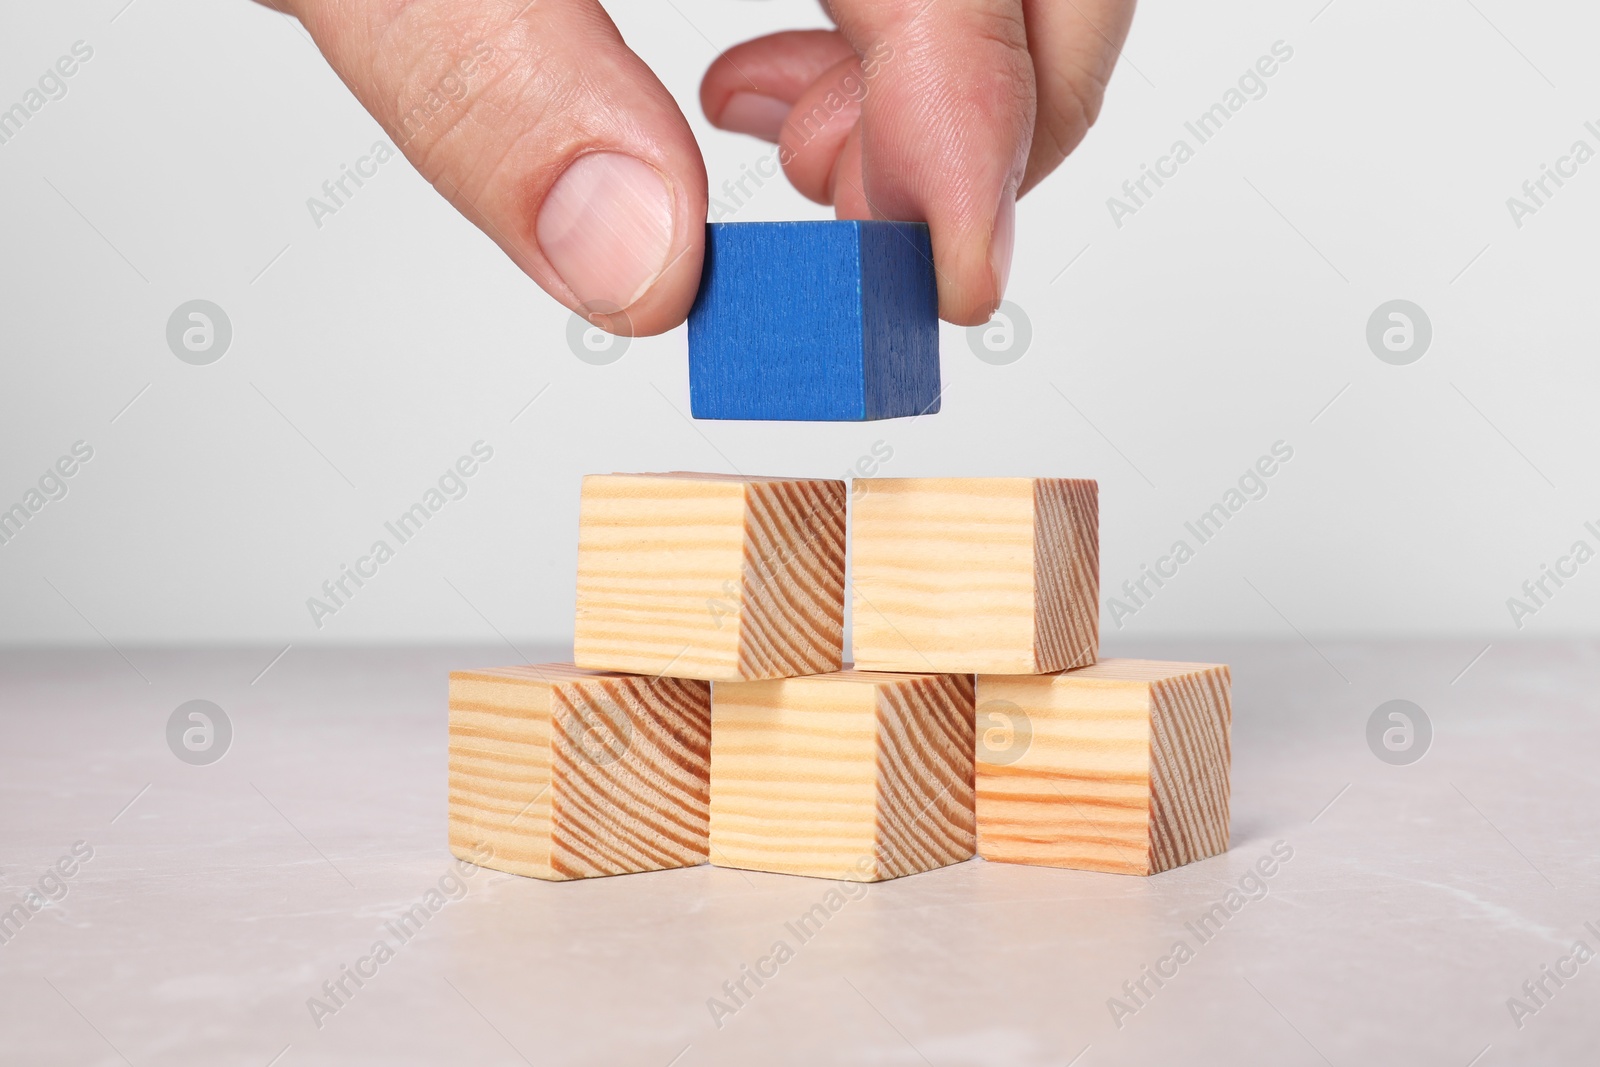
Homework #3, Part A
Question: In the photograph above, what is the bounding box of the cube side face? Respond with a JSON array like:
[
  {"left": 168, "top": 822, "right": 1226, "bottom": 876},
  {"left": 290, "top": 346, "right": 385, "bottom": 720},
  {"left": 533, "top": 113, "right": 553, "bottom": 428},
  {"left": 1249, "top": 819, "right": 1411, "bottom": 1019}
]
[
  {"left": 857, "top": 222, "right": 940, "bottom": 420},
  {"left": 872, "top": 674, "right": 977, "bottom": 880},
  {"left": 688, "top": 222, "right": 870, "bottom": 421},
  {"left": 850, "top": 478, "right": 1041, "bottom": 673},
  {"left": 1032, "top": 479, "right": 1100, "bottom": 672},
  {"left": 974, "top": 674, "right": 1154, "bottom": 875},
  {"left": 1146, "top": 666, "right": 1232, "bottom": 874},
  {"left": 709, "top": 677, "right": 881, "bottom": 879},
  {"left": 574, "top": 475, "right": 747, "bottom": 680},
  {"left": 549, "top": 676, "right": 712, "bottom": 878},
  {"left": 447, "top": 672, "right": 555, "bottom": 879},
  {"left": 736, "top": 479, "right": 847, "bottom": 679}
]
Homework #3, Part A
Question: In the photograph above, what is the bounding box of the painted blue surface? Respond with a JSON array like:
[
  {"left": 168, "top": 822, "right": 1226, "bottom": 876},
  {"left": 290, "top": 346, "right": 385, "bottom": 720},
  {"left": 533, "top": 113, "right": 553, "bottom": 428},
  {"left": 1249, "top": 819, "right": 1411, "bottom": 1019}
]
[{"left": 688, "top": 221, "right": 940, "bottom": 421}]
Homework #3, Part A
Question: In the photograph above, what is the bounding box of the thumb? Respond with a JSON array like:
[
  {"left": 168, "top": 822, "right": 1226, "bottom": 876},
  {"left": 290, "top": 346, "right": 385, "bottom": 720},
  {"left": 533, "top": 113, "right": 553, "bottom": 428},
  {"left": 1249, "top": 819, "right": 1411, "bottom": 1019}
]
[
  {"left": 286, "top": 0, "right": 706, "bottom": 335},
  {"left": 829, "top": 0, "right": 1035, "bottom": 325}
]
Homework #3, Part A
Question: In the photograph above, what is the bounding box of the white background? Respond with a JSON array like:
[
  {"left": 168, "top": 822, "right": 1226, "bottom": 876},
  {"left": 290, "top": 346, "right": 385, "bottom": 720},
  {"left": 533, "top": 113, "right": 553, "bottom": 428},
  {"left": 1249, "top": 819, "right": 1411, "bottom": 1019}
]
[{"left": 3, "top": 0, "right": 1597, "bottom": 648}]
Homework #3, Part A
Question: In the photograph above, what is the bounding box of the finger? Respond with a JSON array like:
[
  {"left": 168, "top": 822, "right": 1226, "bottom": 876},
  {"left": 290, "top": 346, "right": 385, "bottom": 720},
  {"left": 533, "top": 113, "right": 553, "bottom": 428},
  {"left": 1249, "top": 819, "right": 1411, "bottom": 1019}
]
[
  {"left": 1019, "top": 0, "right": 1135, "bottom": 194},
  {"left": 775, "top": 56, "right": 868, "bottom": 205},
  {"left": 828, "top": 0, "right": 1036, "bottom": 324},
  {"left": 283, "top": 0, "right": 706, "bottom": 335},
  {"left": 830, "top": 123, "right": 871, "bottom": 217},
  {"left": 700, "top": 30, "right": 856, "bottom": 142}
]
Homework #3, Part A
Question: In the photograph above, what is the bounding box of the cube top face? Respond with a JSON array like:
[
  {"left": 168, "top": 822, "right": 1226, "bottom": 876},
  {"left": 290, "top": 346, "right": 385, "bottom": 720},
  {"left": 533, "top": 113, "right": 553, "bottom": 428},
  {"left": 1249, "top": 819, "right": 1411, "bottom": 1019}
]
[
  {"left": 457, "top": 663, "right": 627, "bottom": 686},
  {"left": 710, "top": 671, "right": 976, "bottom": 881},
  {"left": 975, "top": 660, "right": 1231, "bottom": 876},
  {"left": 1057, "top": 659, "right": 1230, "bottom": 685},
  {"left": 687, "top": 221, "right": 940, "bottom": 422},
  {"left": 448, "top": 665, "right": 712, "bottom": 881},
  {"left": 574, "top": 473, "right": 846, "bottom": 682},
  {"left": 850, "top": 477, "right": 1099, "bottom": 674}
]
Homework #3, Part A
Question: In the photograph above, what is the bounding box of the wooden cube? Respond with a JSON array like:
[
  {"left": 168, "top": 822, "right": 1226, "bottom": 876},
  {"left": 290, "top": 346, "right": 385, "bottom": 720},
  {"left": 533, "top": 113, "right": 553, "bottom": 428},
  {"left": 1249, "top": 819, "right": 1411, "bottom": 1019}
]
[
  {"left": 851, "top": 477, "right": 1098, "bottom": 674},
  {"left": 687, "top": 221, "right": 940, "bottom": 421},
  {"left": 710, "top": 670, "right": 976, "bottom": 881},
  {"left": 574, "top": 473, "right": 846, "bottom": 681},
  {"left": 448, "top": 664, "right": 711, "bottom": 881},
  {"left": 975, "top": 660, "right": 1231, "bottom": 875}
]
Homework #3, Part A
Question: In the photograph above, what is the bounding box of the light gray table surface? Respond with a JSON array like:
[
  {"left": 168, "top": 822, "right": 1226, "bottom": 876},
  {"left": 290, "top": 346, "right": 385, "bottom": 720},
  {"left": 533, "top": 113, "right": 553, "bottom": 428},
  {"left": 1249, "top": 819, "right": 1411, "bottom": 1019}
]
[{"left": 1, "top": 640, "right": 1596, "bottom": 1066}]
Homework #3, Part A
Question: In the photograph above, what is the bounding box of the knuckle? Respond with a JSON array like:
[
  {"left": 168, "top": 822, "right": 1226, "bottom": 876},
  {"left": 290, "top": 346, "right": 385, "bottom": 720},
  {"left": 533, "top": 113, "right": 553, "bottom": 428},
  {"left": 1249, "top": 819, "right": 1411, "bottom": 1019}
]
[
  {"left": 1038, "top": 78, "right": 1097, "bottom": 161},
  {"left": 374, "top": 5, "right": 591, "bottom": 197},
  {"left": 1027, "top": 52, "right": 1114, "bottom": 180}
]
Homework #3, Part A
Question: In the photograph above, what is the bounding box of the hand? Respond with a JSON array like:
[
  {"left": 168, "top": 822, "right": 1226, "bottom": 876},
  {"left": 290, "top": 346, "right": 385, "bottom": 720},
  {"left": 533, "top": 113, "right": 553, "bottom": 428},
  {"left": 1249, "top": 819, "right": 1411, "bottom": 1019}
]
[
  {"left": 260, "top": 0, "right": 1134, "bottom": 333},
  {"left": 702, "top": 1, "right": 1135, "bottom": 324}
]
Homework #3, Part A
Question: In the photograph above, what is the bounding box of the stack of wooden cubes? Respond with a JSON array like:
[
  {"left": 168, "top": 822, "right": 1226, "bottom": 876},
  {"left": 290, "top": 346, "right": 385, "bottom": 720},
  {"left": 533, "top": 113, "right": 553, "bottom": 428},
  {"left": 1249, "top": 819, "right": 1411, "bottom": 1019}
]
[{"left": 447, "top": 473, "right": 1231, "bottom": 882}]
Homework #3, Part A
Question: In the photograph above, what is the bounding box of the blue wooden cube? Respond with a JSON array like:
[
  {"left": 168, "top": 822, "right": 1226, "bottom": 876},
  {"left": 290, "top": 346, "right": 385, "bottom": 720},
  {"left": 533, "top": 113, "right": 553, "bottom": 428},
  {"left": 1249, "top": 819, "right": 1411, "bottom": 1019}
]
[{"left": 688, "top": 221, "right": 940, "bottom": 421}]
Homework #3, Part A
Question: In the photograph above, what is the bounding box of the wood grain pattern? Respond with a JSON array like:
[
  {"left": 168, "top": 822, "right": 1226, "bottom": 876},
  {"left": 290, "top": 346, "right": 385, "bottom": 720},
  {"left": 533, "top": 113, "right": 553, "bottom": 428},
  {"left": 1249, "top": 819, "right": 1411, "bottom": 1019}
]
[
  {"left": 448, "top": 663, "right": 711, "bottom": 881},
  {"left": 975, "top": 659, "right": 1231, "bottom": 876},
  {"left": 574, "top": 473, "right": 845, "bottom": 682},
  {"left": 851, "top": 477, "right": 1098, "bottom": 674},
  {"left": 1032, "top": 478, "right": 1100, "bottom": 674},
  {"left": 709, "top": 670, "right": 975, "bottom": 881}
]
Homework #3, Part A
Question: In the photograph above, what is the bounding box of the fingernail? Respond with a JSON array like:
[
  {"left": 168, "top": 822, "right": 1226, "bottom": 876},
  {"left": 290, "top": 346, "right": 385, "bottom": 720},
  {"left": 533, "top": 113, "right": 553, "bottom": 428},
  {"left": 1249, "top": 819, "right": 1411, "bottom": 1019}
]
[
  {"left": 989, "top": 188, "right": 1016, "bottom": 302},
  {"left": 537, "top": 152, "right": 676, "bottom": 312},
  {"left": 717, "top": 92, "right": 791, "bottom": 141}
]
